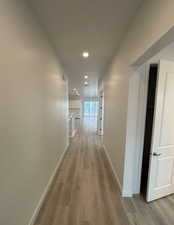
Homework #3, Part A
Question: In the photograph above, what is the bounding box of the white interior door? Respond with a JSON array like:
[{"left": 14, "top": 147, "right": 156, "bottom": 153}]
[{"left": 147, "top": 59, "right": 174, "bottom": 202}]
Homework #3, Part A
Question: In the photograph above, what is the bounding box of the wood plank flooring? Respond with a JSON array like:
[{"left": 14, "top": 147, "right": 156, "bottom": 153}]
[
  {"left": 123, "top": 194, "right": 174, "bottom": 225},
  {"left": 34, "top": 117, "right": 174, "bottom": 225}
]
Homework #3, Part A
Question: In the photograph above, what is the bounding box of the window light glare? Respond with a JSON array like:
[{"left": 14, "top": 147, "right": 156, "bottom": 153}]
[{"left": 82, "top": 52, "right": 89, "bottom": 58}]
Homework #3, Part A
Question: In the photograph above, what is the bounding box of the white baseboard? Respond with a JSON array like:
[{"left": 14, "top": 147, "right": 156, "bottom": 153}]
[
  {"left": 122, "top": 190, "right": 133, "bottom": 197},
  {"left": 103, "top": 144, "right": 122, "bottom": 194},
  {"left": 28, "top": 144, "right": 69, "bottom": 225}
]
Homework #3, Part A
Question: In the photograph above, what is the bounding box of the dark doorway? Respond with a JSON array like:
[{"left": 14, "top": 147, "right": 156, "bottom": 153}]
[{"left": 140, "top": 64, "right": 158, "bottom": 197}]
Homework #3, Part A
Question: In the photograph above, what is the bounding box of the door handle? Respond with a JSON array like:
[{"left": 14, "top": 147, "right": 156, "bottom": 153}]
[{"left": 152, "top": 152, "right": 162, "bottom": 156}]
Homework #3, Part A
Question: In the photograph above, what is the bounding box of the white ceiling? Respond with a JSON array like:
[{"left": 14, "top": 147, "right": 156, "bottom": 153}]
[{"left": 29, "top": 0, "right": 143, "bottom": 97}]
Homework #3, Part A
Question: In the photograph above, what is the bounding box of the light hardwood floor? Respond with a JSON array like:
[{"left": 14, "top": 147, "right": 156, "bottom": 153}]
[
  {"left": 34, "top": 117, "right": 174, "bottom": 225},
  {"left": 123, "top": 194, "right": 174, "bottom": 225}
]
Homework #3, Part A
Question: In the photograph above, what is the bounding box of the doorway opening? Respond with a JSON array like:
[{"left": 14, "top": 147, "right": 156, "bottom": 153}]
[
  {"left": 137, "top": 59, "right": 174, "bottom": 202},
  {"left": 124, "top": 29, "right": 174, "bottom": 202},
  {"left": 83, "top": 101, "right": 98, "bottom": 117},
  {"left": 83, "top": 100, "right": 99, "bottom": 132},
  {"left": 140, "top": 64, "right": 158, "bottom": 197}
]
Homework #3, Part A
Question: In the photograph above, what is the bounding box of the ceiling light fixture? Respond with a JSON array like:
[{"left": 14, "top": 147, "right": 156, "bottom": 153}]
[
  {"left": 82, "top": 52, "right": 89, "bottom": 58},
  {"left": 72, "top": 88, "right": 80, "bottom": 96},
  {"left": 84, "top": 81, "right": 88, "bottom": 86},
  {"left": 84, "top": 75, "right": 88, "bottom": 79}
]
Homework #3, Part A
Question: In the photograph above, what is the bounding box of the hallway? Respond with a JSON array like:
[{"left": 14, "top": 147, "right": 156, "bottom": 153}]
[
  {"left": 1, "top": 1, "right": 174, "bottom": 225},
  {"left": 34, "top": 117, "right": 130, "bottom": 225}
]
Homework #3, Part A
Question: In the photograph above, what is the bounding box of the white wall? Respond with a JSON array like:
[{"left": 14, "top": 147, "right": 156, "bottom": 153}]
[
  {"left": 0, "top": 1, "right": 68, "bottom": 225},
  {"left": 102, "top": 0, "right": 174, "bottom": 193}
]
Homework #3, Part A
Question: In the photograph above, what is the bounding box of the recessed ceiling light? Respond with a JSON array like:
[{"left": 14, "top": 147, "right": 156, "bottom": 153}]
[
  {"left": 84, "top": 75, "right": 88, "bottom": 79},
  {"left": 82, "top": 52, "right": 89, "bottom": 58},
  {"left": 84, "top": 81, "right": 88, "bottom": 86}
]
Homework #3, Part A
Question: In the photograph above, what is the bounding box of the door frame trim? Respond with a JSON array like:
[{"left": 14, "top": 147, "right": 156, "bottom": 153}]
[
  {"left": 134, "top": 64, "right": 150, "bottom": 194},
  {"left": 123, "top": 63, "right": 150, "bottom": 196}
]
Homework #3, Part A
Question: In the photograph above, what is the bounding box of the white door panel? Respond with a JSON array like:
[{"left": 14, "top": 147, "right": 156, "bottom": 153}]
[
  {"left": 155, "top": 155, "right": 174, "bottom": 188},
  {"left": 147, "top": 60, "right": 174, "bottom": 201},
  {"left": 159, "top": 73, "right": 174, "bottom": 146}
]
